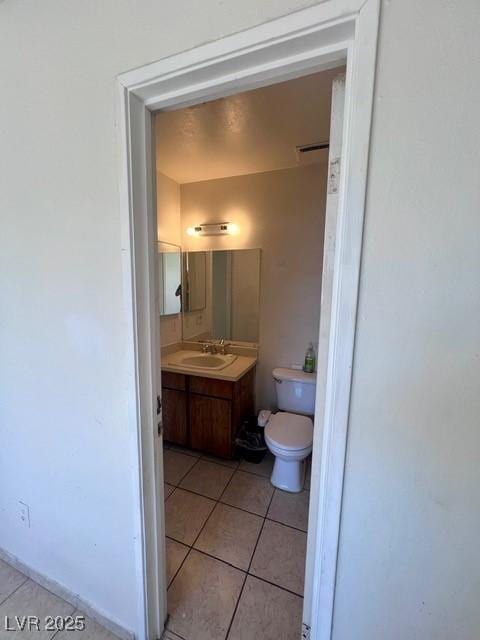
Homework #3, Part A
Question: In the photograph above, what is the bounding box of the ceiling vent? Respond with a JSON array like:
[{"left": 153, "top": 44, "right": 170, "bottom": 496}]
[{"left": 296, "top": 141, "right": 329, "bottom": 165}]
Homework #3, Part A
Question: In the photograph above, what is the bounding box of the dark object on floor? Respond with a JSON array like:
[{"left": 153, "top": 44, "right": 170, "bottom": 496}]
[{"left": 235, "top": 418, "right": 267, "bottom": 464}]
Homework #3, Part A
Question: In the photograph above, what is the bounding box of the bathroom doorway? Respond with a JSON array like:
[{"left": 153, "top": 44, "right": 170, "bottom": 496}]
[
  {"left": 154, "top": 68, "right": 345, "bottom": 639},
  {"left": 116, "top": 4, "right": 379, "bottom": 638}
]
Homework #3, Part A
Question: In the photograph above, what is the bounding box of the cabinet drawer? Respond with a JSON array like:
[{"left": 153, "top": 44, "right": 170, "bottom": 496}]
[
  {"left": 161, "top": 370, "right": 186, "bottom": 391},
  {"left": 189, "top": 375, "right": 233, "bottom": 399}
]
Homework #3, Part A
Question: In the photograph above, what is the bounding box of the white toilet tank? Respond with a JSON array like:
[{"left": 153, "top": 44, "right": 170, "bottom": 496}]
[{"left": 273, "top": 367, "right": 316, "bottom": 415}]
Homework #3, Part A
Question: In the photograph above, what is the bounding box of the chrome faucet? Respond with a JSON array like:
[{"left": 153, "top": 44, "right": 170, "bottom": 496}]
[
  {"left": 200, "top": 339, "right": 229, "bottom": 354},
  {"left": 201, "top": 341, "right": 217, "bottom": 354},
  {"left": 218, "top": 338, "right": 229, "bottom": 355}
]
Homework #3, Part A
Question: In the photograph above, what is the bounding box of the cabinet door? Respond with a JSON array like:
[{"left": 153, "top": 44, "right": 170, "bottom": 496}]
[
  {"left": 189, "top": 393, "right": 232, "bottom": 458},
  {"left": 162, "top": 388, "right": 187, "bottom": 446}
]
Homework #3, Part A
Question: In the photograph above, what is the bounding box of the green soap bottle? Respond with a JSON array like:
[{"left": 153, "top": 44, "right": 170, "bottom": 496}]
[{"left": 303, "top": 342, "right": 316, "bottom": 373}]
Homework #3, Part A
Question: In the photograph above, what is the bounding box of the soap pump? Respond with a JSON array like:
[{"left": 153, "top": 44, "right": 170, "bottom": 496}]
[{"left": 303, "top": 343, "right": 316, "bottom": 373}]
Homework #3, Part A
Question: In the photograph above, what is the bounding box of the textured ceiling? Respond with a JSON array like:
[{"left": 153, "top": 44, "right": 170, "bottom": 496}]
[{"left": 154, "top": 67, "right": 343, "bottom": 184}]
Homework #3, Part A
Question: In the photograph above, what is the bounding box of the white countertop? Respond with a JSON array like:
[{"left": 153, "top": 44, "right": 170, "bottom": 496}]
[{"left": 161, "top": 350, "right": 257, "bottom": 382}]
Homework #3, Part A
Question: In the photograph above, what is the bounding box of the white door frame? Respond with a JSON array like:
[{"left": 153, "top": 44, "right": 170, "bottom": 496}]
[{"left": 116, "top": 1, "right": 379, "bottom": 639}]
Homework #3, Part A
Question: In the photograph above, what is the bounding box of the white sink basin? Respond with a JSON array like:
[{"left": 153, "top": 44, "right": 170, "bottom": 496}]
[{"left": 168, "top": 351, "right": 237, "bottom": 371}]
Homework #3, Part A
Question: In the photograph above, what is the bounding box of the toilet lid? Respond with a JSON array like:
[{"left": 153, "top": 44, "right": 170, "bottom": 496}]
[{"left": 265, "top": 412, "right": 313, "bottom": 451}]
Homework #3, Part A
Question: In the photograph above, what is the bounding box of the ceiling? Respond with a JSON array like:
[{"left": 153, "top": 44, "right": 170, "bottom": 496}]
[{"left": 154, "top": 67, "right": 343, "bottom": 184}]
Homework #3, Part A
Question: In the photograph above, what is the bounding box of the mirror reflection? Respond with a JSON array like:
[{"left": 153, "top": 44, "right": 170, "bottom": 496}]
[
  {"left": 183, "top": 249, "right": 261, "bottom": 343},
  {"left": 157, "top": 242, "right": 182, "bottom": 316},
  {"left": 182, "top": 251, "right": 206, "bottom": 312}
]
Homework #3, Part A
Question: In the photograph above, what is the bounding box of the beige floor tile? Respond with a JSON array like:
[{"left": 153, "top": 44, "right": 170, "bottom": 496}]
[
  {"left": 165, "top": 488, "right": 215, "bottom": 545},
  {"left": 267, "top": 489, "right": 310, "bottom": 531},
  {"left": 250, "top": 520, "right": 307, "bottom": 595},
  {"left": 221, "top": 471, "right": 274, "bottom": 516},
  {"left": 163, "top": 450, "right": 198, "bottom": 486},
  {"left": 201, "top": 454, "right": 239, "bottom": 469},
  {"left": 228, "top": 576, "right": 303, "bottom": 640},
  {"left": 55, "top": 611, "right": 120, "bottom": 640},
  {"left": 167, "top": 550, "right": 244, "bottom": 640},
  {"left": 238, "top": 453, "right": 274, "bottom": 478},
  {"left": 194, "top": 504, "right": 263, "bottom": 570},
  {"left": 0, "top": 580, "right": 74, "bottom": 640},
  {"left": 164, "top": 483, "right": 175, "bottom": 500},
  {"left": 0, "top": 559, "right": 27, "bottom": 604},
  {"left": 166, "top": 538, "right": 189, "bottom": 586},
  {"left": 179, "top": 460, "right": 234, "bottom": 500}
]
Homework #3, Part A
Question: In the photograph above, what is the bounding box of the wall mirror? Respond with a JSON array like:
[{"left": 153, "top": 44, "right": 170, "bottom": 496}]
[
  {"left": 182, "top": 251, "right": 206, "bottom": 312},
  {"left": 182, "top": 248, "right": 261, "bottom": 343},
  {"left": 157, "top": 242, "right": 182, "bottom": 316}
]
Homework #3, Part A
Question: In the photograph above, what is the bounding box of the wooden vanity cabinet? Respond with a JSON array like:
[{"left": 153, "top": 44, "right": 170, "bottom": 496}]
[
  {"left": 189, "top": 394, "right": 232, "bottom": 457},
  {"left": 161, "top": 367, "right": 255, "bottom": 458},
  {"left": 161, "top": 372, "right": 188, "bottom": 446}
]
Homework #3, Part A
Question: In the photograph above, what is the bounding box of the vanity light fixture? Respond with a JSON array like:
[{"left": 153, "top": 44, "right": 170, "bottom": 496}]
[{"left": 186, "top": 222, "right": 238, "bottom": 237}]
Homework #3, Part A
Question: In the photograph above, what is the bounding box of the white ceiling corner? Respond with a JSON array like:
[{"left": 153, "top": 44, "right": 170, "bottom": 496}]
[{"left": 154, "top": 67, "right": 343, "bottom": 184}]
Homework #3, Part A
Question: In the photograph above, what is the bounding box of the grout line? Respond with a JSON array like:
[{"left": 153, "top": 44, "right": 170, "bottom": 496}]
[
  {"left": 179, "top": 466, "right": 237, "bottom": 501},
  {"left": 264, "top": 516, "right": 308, "bottom": 534},
  {"left": 166, "top": 455, "right": 202, "bottom": 489},
  {"left": 166, "top": 546, "right": 192, "bottom": 591},
  {"left": 164, "top": 448, "right": 308, "bottom": 636},
  {"left": 162, "top": 620, "right": 188, "bottom": 640},
  {"left": 217, "top": 467, "right": 239, "bottom": 503},
  {"left": 245, "top": 573, "right": 305, "bottom": 600},
  {"left": 225, "top": 485, "right": 276, "bottom": 639},
  {"left": 200, "top": 454, "right": 240, "bottom": 470},
  {"left": 217, "top": 498, "right": 267, "bottom": 519},
  {"left": 166, "top": 536, "right": 249, "bottom": 576},
  {"left": 167, "top": 524, "right": 307, "bottom": 601},
  {"left": 164, "top": 486, "right": 175, "bottom": 503},
  {"left": 247, "top": 486, "right": 276, "bottom": 573},
  {"left": 242, "top": 487, "right": 306, "bottom": 599},
  {"left": 189, "top": 547, "right": 247, "bottom": 574},
  {"left": 166, "top": 446, "right": 201, "bottom": 459},
  {"left": 166, "top": 476, "right": 308, "bottom": 534},
  {"left": 224, "top": 571, "right": 248, "bottom": 640},
  {"left": 188, "top": 498, "right": 220, "bottom": 551},
  {"left": 0, "top": 576, "right": 29, "bottom": 608},
  {"left": 0, "top": 573, "right": 77, "bottom": 619}
]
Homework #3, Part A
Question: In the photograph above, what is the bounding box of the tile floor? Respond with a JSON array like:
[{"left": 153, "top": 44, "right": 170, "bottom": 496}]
[
  {"left": 0, "top": 559, "right": 119, "bottom": 640},
  {"left": 0, "top": 448, "right": 309, "bottom": 640},
  {"left": 163, "top": 444, "right": 310, "bottom": 640}
]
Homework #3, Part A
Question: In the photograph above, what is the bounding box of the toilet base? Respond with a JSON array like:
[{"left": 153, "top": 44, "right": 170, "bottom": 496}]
[{"left": 270, "top": 457, "right": 305, "bottom": 493}]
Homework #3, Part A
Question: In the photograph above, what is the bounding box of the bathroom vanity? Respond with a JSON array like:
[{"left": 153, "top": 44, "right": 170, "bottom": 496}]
[
  {"left": 161, "top": 351, "right": 256, "bottom": 458},
  {"left": 157, "top": 243, "right": 260, "bottom": 458}
]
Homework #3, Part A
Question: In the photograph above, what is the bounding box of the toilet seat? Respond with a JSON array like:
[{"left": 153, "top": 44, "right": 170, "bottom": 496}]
[{"left": 265, "top": 411, "right": 313, "bottom": 451}]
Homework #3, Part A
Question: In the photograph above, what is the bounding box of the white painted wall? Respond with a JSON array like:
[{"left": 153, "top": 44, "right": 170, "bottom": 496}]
[
  {"left": 157, "top": 172, "right": 182, "bottom": 346},
  {"left": 156, "top": 172, "right": 181, "bottom": 246},
  {"left": 331, "top": 1, "right": 480, "bottom": 639},
  {"left": 0, "top": 0, "right": 323, "bottom": 634},
  {"left": 1, "top": 1, "right": 480, "bottom": 638},
  {"left": 230, "top": 250, "right": 261, "bottom": 343},
  {"left": 181, "top": 164, "right": 327, "bottom": 409}
]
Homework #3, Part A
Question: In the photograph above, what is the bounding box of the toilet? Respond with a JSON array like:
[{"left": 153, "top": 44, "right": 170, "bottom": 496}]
[{"left": 264, "top": 367, "right": 316, "bottom": 493}]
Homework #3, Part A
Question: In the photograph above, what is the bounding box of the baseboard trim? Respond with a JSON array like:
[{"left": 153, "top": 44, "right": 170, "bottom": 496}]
[{"left": 0, "top": 548, "right": 135, "bottom": 640}]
